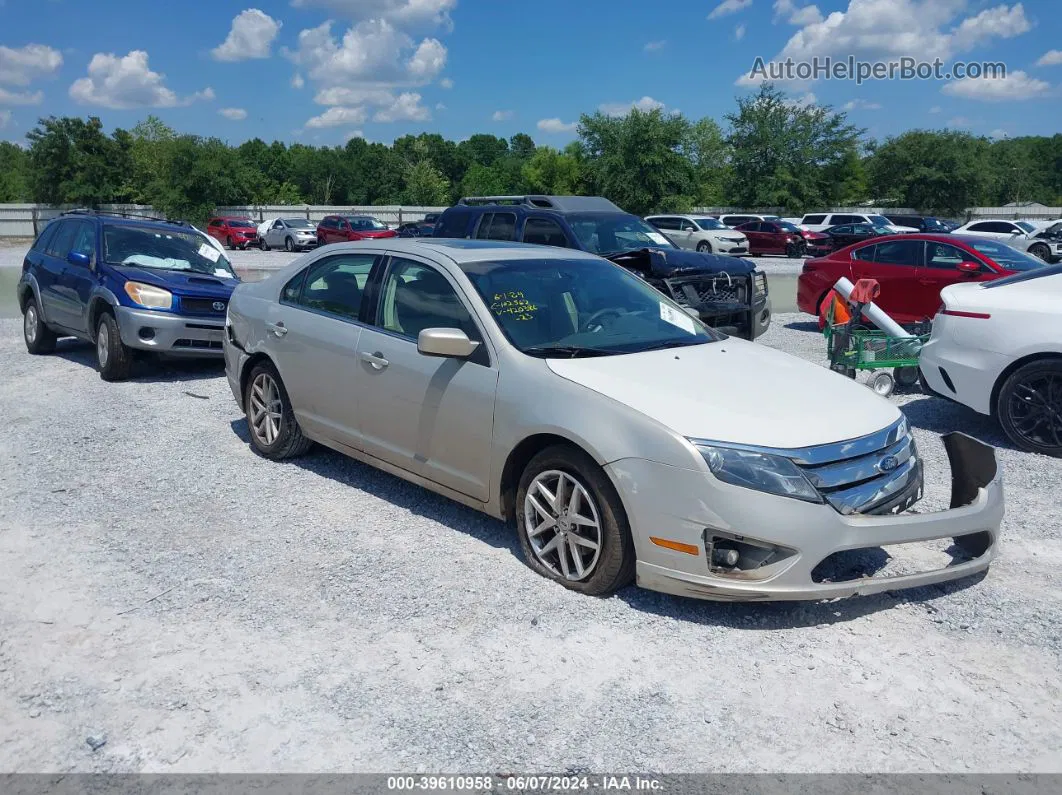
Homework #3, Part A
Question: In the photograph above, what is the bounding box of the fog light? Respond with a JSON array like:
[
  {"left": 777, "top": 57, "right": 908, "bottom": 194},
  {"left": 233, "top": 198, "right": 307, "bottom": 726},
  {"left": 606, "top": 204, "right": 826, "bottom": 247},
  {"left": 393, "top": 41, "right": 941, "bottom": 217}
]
[
  {"left": 711, "top": 547, "right": 740, "bottom": 568},
  {"left": 138, "top": 327, "right": 156, "bottom": 341},
  {"left": 705, "top": 530, "right": 798, "bottom": 579}
]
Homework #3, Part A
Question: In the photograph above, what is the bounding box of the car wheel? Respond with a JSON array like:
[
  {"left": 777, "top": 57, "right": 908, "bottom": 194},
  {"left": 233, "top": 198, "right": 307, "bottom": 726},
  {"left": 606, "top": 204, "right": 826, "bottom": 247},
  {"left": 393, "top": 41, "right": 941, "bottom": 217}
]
[
  {"left": 516, "top": 445, "right": 635, "bottom": 596},
  {"left": 226, "top": 236, "right": 234, "bottom": 250},
  {"left": 317, "top": 236, "right": 325, "bottom": 247},
  {"left": 786, "top": 241, "right": 806, "bottom": 258},
  {"left": 95, "top": 311, "right": 133, "bottom": 382},
  {"left": 1029, "top": 243, "right": 1051, "bottom": 262},
  {"left": 23, "top": 298, "right": 57, "bottom": 355},
  {"left": 996, "top": 359, "right": 1062, "bottom": 457},
  {"left": 259, "top": 237, "right": 269, "bottom": 251},
  {"left": 869, "top": 370, "right": 895, "bottom": 397},
  {"left": 894, "top": 366, "right": 920, "bottom": 389},
  {"left": 696, "top": 240, "right": 711, "bottom": 253},
  {"left": 244, "top": 361, "right": 313, "bottom": 460},
  {"left": 285, "top": 236, "right": 295, "bottom": 252}
]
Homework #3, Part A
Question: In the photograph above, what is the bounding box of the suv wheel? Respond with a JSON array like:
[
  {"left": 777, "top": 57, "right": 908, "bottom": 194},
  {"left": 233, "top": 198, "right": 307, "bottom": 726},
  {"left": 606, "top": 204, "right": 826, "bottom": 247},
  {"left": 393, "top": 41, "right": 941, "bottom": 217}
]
[
  {"left": 226, "top": 235, "right": 234, "bottom": 250},
  {"left": 259, "top": 237, "right": 269, "bottom": 251},
  {"left": 516, "top": 445, "right": 635, "bottom": 596},
  {"left": 996, "top": 359, "right": 1062, "bottom": 457},
  {"left": 244, "top": 361, "right": 313, "bottom": 459},
  {"left": 96, "top": 311, "right": 133, "bottom": 382},
  {"left": 696, "top": 240, "right": 711, "bottom": 253},
  {"left": 285, "top": 236, "right": 295, "bottom": 252},
  {"left": 1029, "top": 243, "right": 1050, "bottom": 262},
  {"left": 23, "top": 298, "right": 57, "bottom": 355}
]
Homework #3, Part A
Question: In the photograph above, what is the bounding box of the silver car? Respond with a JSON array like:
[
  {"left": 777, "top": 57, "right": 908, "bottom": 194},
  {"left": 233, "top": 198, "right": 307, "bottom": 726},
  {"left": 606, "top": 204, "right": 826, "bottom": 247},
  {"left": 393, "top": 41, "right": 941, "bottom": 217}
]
[
  {"left": 223, "top": 239, "right": 1003, "bottom": 601},
  {"left": 260, "top": 217, "right": 319, "bottom": 252}
]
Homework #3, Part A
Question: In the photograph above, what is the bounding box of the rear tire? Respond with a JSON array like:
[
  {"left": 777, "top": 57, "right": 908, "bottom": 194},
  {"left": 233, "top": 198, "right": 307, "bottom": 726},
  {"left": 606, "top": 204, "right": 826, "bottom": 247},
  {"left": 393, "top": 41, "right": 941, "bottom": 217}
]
[
  {"left": 96, "top": 311, "right": 133, "bottom": 382},
  {"left": 23, "top": 298, "right": 57, "bottom": 355},
  {"left": 516, "top": 445, "right": 635, "bottom": 596},
  {"left": 244, "top": 361, "right": 313, "bottom": 460},
  {"left": 996, "top": 359, "right": 1062, "bottom": 457},
  {"left": 895, "top": 366, "right": 920, "bottom": 388},
  {"left": 869, "top": 370, "right": 895, "bottom": 398}
]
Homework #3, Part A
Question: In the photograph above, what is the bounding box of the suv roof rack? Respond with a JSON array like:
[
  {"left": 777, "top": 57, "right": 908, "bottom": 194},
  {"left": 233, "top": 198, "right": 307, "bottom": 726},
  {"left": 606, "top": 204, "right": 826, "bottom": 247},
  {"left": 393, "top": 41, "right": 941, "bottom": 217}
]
[
  {"left": 60, "top": 208, "right": 191, "bottom": 227},
  {"left": 457, "top": 195, "right": 624, "bottom": 213}
]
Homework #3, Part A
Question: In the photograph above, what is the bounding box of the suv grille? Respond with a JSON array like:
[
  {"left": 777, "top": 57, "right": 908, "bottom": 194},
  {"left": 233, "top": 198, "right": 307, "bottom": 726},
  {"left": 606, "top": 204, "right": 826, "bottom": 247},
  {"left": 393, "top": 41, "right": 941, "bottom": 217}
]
[
  {"left": 789, "top": 419, "right": 923, "bottom": 515},
  {"left": 666, "top": 274, "right": 749, "bottom": 307},
  {"left": 181, "top": 297, "right": 227, "bottom": 315}
]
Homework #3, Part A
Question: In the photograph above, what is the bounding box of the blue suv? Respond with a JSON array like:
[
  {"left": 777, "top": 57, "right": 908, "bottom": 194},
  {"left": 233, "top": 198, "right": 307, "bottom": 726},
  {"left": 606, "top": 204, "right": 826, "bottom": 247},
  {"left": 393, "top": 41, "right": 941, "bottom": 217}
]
[
  {"left": 433, "top": 195, "right": 770, "bottom": 339},
  {"left": 17, "top": 210, "right": 240, "bottom": 381}
]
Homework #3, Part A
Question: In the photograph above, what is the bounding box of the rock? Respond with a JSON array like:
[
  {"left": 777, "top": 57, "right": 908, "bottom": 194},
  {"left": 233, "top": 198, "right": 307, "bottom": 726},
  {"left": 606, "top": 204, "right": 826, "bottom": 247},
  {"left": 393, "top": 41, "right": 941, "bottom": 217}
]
[{"left": 86, "top": 735, "right": 107, "bottom": 751}]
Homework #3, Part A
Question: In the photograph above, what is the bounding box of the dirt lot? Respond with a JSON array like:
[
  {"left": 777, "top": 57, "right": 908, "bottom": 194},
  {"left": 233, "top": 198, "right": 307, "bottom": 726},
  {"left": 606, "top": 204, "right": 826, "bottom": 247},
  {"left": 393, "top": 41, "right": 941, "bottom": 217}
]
[{"left": 1, "top": 242, "right": 1060, "bottom": 773}]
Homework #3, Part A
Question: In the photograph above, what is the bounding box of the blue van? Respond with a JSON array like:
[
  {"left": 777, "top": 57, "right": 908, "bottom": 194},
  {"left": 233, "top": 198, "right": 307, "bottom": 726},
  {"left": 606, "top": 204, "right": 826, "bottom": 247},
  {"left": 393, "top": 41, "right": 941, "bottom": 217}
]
[{"left": 17, "top": 210, "right": 239, "bottom": 381}]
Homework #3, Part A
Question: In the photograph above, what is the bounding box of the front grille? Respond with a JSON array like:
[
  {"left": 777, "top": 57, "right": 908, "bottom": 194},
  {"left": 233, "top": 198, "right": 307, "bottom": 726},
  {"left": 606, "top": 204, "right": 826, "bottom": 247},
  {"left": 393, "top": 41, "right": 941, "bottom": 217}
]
[
  {"left": 665, "top": 274, "right": 749, "bottom": 306},
  {"left": 180, "top": 297, "right": 227, "bottom": 315},
  {"left": 173, "top": 339, "right": 223, "bottom": 350},
  {"left": 788, "top": 419, "right": 923, "bottom": 515}
]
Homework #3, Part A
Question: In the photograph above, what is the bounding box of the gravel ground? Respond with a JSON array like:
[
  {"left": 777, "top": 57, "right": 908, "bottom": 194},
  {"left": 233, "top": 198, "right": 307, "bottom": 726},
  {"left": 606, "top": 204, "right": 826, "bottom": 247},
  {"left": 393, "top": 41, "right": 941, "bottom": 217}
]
[{"left": 1, "top": 240, "right": 1061, "bottom": 773}]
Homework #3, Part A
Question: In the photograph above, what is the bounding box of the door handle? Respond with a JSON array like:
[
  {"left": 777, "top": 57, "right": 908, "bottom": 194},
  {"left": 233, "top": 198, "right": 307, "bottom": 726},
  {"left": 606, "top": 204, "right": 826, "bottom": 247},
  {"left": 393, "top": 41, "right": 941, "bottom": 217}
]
[
  {"left": 917, "top": 278, "right": 935, "bottom": 286},
  {"left": 360, "top": 351, "right": 389, "bottom": 370},
  {"left": 266, "top": 321, "right": 288, "bottom": 337}
]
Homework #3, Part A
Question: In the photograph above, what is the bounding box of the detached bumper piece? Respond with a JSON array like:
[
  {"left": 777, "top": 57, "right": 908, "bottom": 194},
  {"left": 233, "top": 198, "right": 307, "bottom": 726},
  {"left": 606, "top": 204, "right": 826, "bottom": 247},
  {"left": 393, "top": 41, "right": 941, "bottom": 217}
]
[{"left": 658, "top": 272, "right": 768, "bottom": 339}]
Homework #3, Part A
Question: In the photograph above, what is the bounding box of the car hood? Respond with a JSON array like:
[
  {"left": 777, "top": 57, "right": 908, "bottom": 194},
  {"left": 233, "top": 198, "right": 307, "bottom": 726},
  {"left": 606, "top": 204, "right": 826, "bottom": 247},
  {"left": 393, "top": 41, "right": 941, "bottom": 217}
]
[
  {"left": 112, "top": 265, "right": 238, "bottom": 297},
  {"left": 605, "top": 248, "right": 754, "bottom": 277},
  {"left": 547, "top": 337, "right": 900, "bottom": 449}
]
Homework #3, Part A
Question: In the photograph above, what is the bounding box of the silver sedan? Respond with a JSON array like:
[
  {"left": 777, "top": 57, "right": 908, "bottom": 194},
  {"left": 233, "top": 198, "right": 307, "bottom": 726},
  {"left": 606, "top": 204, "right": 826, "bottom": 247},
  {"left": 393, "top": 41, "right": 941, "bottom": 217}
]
[{"left": 223, "top": 240, "right": 1002, "bottom": 601}]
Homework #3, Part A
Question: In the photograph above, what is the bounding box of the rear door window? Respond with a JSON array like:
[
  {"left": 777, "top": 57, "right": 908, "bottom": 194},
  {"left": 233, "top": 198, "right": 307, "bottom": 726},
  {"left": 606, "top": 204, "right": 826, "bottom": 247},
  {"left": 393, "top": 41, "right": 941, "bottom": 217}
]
[
  {"left": 650, "top": 217, "right": 680, "bottom": 230},
  {"left": 45, "top": 220, "right": 76, "bottom": 258},
  {"left": 522, "top": 217, "right": 569, "bottom": 247},
  {"left": 871, "top": 240, "right": 925, "bottom": 266},
  {"left": 31, "top": 222, "right": 60, "bottom": 253},
  {"left": 802, "top": 214, "right": 827, "bottom": 225},
  {"left": 434, "top": 209, "right": 471, "bottom": 238},
  {"left": 478, "top": 212, "right": 517, "bottom": 241},
  {"left": 70, "top": 221, "right": 95, "bottom": 260},
  {"left": 852, "top": 244, "right": 876, "bottom": 261},
  {"left": 832, "top": 214, "right": 865, "bottom": 225}
]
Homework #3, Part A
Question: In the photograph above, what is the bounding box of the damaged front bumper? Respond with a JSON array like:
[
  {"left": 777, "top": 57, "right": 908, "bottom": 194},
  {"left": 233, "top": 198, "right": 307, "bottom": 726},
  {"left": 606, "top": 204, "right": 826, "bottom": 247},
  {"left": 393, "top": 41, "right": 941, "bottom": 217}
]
[
  {"left": 661, "top": 270, "right": 771, "bottom": 340},
  {"left": 611, "top": 433, "right": 1004, "bottom": 602}
]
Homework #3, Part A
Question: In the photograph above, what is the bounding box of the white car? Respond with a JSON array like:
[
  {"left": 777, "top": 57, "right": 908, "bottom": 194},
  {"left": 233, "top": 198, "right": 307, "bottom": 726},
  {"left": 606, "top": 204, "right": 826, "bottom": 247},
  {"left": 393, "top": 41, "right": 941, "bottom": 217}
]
[
  {"left": 645, "top": 215, "right": 749, "bottom": 255},
  {"left": 952, "top": 219, "right": 1060, "bottom": 262},
  {"left": 919, "top": 263, "right": 1062, "bottom": 457},
  {"left": 718, "top": 213, "right": 781, "bottom": 229},
  {"left": 800, "top": 212, "right": 917, "bottom": 234}
]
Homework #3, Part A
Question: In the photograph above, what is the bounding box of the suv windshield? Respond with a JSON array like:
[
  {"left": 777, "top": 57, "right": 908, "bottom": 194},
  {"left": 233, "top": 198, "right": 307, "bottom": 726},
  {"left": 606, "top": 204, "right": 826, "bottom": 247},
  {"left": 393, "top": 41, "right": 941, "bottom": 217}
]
[
  {"left": 966, "top": 239, "right": 1047, "bottom": 272},
  {"left": 103, "top": 224, "right": 236, "bottom": 276},
  {"left": 348, "top": 216, "right": 388, "bottom": 230},
  {"left": 462, "top": 257, "right": 722, "bottom": 357},
  {"left": 695, "top": 218, "right": 727, "bottom": 231},
  {"left": 567, "top": 213, "right": 676, "bottom": 255},
  {"left": 868, "top": 215, "right": 892, "bottom": 226},
  {"left": 283, "top": 218, "right": 314, "bottom": 228},
  {"left": 228, "top": 219, "right": 256, "bottom": 228}
]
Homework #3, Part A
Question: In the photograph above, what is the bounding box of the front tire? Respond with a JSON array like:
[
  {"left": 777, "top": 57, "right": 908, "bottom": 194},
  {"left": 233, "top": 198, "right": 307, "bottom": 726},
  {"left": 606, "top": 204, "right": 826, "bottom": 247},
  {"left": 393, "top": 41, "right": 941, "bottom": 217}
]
[
  {"left": 1029, "top": 243, "right": 1051, "bottom": 262},
  {"left": 696, "top": 240, "right": 711, "bottom": 253},
  {"left": 96, "top": 311, "right": 133, "bottom": 382},
  {"left": 23, "top": 298, "right": 57, "bottom": 355},
  {"left": 996, "top": 359, "right": 1062, "bottom": 457},
  {"left": 786, "top": 241, "right": 806, "bottom": 258},
  {"left": 260, "top": 237, "right": 269, "bottom": 251},
  {"left": 226, "top": 236, "right": 235, "bottom": 250},
  {"left": 244, "top": 361, "right": 313, "bottom": 460},
  {"left": 516, "top": 445, "right": 635, "bottom": 596},
  {"left": 285, "top": 236, "right": 295, "bottom": 252}
]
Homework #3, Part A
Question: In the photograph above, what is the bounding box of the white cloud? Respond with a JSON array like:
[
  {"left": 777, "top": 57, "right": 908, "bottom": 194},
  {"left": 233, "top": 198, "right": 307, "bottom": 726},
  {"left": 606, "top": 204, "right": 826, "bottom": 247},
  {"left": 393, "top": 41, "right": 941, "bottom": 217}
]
[
  {"left": 929, "top": 105, "right": 942, "bottom": 113},
  {"left": 1037, "top": 50, "right": 1062, "bottom": 67},
  {"left": 491, "top": 110, "right": 513, "bottom": 121},
  {"left": 942, "top": 69, "right": 1050, "bottom": 101},
  {"left": 305, "top": 105, "right": 368, "bottom": 128},
  {"left": 0, "top": 43, "right": 63, "bottom": 86},
  {"left": 290, "top": 0, "right": 456, "bottom": 29},
  {"left": 292, "top": 73, "right": 305, "bottom": 88},
  {"left": 773, "top": 0, "right": 823, "bottom": 25},
  {"left": 644, "top": 40, "right": 666, "bottom": 52},
  {"left": 69, "top": 51, "right": 214, "bottom": 109},
  {"left": 598, "top": 95, "right": 664, "bottom": 116},
  {"left": 739, "top": 0, "right": 1033, "bottom": 86},
  {"left": 708, "top": 0, "right": 752, "bottom": 20},
  {"left": 211, "top": 9, "right": 282, "bottom": 62},
  {"left": 0, "top": 110, "right": 10, "bottom": 129},
  {"left": 284, "top": 19, "right": 446, "bottom": 87},
  {"left": 946, "top": 116, "right": 974, "bottom": 127},
  {"left": 314, "top": 86, "right": 394, "bottom": 105},
  {"left": 439, "top": 77, "right": 453, "bottom": 89},
  {"left": 537, "top": 118, "right": 577, "bottom": 133},
  {"left": 435, "top": 102, "right": 446, "bottom": 110},
  {"left": 734, "top": 24, "right": 746, "bottom": 40},
  {"left": 373, "top": 91, "right": 430, "bottom": 122},
  {"left": 989, "top": 128, "right": 1008, "bottom": 139},
  {"left": 219, "top": 107, "right": 248, "bottom": 120},
  {"left": 842, "top": 98, "right": 882, "bottom": 110},
  {"left": 0, "top": 86, "right": 42, "bottom": 105},
  {"left": 784, "top": 91, "right": 817, "bottom": 107}
]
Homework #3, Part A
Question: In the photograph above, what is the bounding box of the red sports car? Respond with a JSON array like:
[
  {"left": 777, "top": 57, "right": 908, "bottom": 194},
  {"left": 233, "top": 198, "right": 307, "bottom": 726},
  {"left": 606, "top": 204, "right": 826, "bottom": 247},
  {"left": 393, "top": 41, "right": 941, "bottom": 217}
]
[{"left": 797, "top": 233, "right": 1048, "bottom": 324}]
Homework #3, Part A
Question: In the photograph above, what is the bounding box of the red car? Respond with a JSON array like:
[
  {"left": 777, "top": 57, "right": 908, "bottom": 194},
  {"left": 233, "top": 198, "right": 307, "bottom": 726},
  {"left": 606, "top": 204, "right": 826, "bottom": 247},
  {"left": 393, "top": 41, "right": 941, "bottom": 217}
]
[
  {"left": 207, "top": 217, "right": 259, "bottom": 249},
  {"left": 316, "top": 215, "right": 397, "bottom": 245},
  {"left": 735, "top": 220, "right": 830, "bottom": 257},
  {"left": 797, "top": 234, "right": 1047, "bottom": 324}
]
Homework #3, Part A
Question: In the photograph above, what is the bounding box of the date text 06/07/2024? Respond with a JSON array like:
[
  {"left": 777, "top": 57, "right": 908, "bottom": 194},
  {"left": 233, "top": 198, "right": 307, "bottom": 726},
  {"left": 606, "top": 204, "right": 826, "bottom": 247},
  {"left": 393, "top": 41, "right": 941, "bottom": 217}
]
[{"left": 386, "top": 775, "right": 665, "bottom": 791}]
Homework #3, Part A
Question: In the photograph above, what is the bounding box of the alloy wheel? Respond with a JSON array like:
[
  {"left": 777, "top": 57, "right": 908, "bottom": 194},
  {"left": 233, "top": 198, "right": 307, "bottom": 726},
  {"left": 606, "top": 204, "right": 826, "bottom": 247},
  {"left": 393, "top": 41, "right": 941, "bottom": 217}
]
[
  {"left": 24, "top": 304, "right": 38, "bottom": 344},
  {"left": 96, "top": 322, "right": 109, "bottom": 367},
  {"left": 523, "top": 470, "right": 602, "bottom": 581},
  {"left": 1006, "top": 372, "right": 1062, "bottom": 449},
  {"left": 249, "top": 372, "right": 284, "bottom": 446}
]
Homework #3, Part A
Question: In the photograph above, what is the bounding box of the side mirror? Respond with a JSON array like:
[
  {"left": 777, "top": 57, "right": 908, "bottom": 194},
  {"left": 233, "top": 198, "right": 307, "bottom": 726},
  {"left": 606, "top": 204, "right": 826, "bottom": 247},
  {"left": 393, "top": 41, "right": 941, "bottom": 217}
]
[
  {"left": 956, "top": 261, "right": 981, "bottom": 273},
  {"left": 67, "top": 251, "right": 91, "bottom": 268},
  {"left": 417, "top": 328, "right": 480, "bottom": 359}
]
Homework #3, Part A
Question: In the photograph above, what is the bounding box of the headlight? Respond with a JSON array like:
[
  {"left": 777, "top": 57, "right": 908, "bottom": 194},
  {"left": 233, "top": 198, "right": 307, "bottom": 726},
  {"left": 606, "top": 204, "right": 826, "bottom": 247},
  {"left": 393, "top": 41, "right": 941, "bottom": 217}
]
[
  {"left": 124, "top": 281, "right": 173, "bottom": 309},
  {"left": 693, "top": 442, "right": 822, "bottom": 503}
]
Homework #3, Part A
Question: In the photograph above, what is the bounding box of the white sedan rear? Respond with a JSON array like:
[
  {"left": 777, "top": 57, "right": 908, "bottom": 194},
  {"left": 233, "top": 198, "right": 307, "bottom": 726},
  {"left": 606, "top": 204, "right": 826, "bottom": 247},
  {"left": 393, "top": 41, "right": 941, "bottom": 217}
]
[{"left": 919, "top": 263, "right": 1062, "bottom": 456}]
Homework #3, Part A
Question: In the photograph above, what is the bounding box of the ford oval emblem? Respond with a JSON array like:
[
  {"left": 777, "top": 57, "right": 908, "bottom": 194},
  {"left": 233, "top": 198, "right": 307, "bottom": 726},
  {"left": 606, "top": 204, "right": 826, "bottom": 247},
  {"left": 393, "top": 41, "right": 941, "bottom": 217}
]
[
  {"left": 213, "top": 301, "right": 227, "bottom": 312},
  {"left": 878, "top": 455, "right": 899, "bottom": 473}
]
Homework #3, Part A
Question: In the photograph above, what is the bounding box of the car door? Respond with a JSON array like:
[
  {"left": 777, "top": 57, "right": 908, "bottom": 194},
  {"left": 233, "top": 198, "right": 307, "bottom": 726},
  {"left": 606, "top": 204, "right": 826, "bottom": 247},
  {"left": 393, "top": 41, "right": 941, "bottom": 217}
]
[
  {"left": 263, "top": 251, "right": 379, "bottom": 450},
  {"left": 648, "top": 217, "right": 683, "bottom": 248},
  {"left": 38, "top": 220, "right": 78, "bottom": 330},
  {"left": 355, "top": 255, "right": 499, "bottom": 502},
  {"left": 736, "top": 223, "right": 763, "bottom": 254},
  {"left": 56, "top": 220, "right": 98, "bottom": 333},
  {"left": 266, "top": 219, "right": 285, "bottom": 248},
  {"left": 916, "top": 241, "right": 996, "bottom": 320},
  {"left": 760, "top": 223, "right": 785, "bottom": 254},
  {"left": 857, "top": 239, "right": 926, "bottom": 322}
]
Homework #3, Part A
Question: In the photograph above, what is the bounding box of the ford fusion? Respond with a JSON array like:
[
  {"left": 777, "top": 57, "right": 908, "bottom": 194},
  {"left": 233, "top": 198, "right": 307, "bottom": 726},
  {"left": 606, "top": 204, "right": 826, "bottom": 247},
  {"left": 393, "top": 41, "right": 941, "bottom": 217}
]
[{"left": 223, "top": 239, "right": 1003, "bottom": 601}]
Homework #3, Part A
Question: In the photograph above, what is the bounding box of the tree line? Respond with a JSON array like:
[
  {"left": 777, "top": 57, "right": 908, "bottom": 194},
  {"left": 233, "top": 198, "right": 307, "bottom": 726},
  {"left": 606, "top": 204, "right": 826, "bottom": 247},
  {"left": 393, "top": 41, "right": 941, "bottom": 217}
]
[{"left": 1, "top": 84, "right": 1059, "bottom": 224}]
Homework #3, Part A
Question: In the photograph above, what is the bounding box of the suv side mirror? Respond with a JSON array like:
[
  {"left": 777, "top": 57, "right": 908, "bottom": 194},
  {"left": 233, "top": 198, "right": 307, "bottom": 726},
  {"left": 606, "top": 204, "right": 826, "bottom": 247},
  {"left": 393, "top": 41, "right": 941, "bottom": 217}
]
[
  {"left": 418, "top": 328, "right": 480, "bottom": 358},
  {"left": 67, "top": 251, "right": 91, "bottom": 268},
  {"left": 956, "top": 261, "right": 981, "bottom": 273}
]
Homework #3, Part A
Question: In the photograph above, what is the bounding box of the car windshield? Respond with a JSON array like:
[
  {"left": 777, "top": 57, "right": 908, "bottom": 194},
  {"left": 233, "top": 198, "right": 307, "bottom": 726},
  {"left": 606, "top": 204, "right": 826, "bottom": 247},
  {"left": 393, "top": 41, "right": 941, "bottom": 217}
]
[
  {"left": 1016, "top": 221, "right": 1037, "bottom": 233},
  {"left": 763, "top": 215, "right": 781, "bottom": 221},
  {"left": 695, "top": 218, "right": 727, "bottom": 231},
  {"left": 228, "top": 219, "right": 256, "bottom": 228},
  {"left": 777, "top": 222, "right": 801, "bottom": 232},
  {"left": 966, "top": 239, "right": 1047, "bottom": 272},
  {"left": 283, "top": 218, "right": 314, "bottom": 228},
  {"left": 348, "top": 216, "right": 388, "bottom": 230},
  {"left": 922, "top": 218, "right": 948, "bottom": 231},
  {"left": 567, "top": 213, "right": 676, "bottom": 255},
  {"left": 872, "top": 226, "right": 893, "bottom": 234},
  {"left": 103, "top": 224, "right": 236, "bottom": 276},
  {"left": 462, "top": 257, "right": 722, "bottom": 356},
  {"left": 867, "top": 215, "right": 891, "bottom": 226}
]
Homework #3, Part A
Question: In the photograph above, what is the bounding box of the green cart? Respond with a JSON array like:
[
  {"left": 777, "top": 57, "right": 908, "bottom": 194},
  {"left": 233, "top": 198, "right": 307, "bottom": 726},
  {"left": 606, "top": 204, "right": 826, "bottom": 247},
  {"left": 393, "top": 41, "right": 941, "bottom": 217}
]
[{"left": 823, "top": 303, "right": 930, "bottom": 397}]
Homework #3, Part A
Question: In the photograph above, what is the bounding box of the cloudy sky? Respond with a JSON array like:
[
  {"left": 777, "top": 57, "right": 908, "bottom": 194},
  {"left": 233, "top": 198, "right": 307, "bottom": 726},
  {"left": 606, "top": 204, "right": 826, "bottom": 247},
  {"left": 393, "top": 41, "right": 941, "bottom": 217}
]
[{"left": 0, "top": 0, "right": 1059, "bottom": 145}]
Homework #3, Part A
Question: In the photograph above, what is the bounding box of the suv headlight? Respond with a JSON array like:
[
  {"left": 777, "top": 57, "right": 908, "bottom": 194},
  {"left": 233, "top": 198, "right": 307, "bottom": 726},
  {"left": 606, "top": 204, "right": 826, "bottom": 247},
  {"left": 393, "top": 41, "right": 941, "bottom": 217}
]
[
  {"left": 692, "top": 442, "right": 822, "bottom": 504},
  {"left": 124, "top": 281, "right": 174, "bottom": 309}
]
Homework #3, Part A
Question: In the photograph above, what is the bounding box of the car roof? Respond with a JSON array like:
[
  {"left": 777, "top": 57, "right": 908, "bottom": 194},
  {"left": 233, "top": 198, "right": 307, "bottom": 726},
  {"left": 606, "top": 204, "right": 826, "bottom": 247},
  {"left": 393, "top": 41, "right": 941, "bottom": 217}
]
[
  {"left": 58, "top": 214, "right": 192, "bottom": 233},
  {"left": 319, "top": 238, "right": 602, "bottom": 265}
]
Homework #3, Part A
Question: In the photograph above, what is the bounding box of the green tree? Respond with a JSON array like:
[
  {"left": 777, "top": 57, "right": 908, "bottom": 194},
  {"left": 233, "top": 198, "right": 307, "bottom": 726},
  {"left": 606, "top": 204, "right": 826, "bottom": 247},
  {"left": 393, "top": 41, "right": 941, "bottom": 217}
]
[
  {"left": 0, "top": 142, "right": 31, "bottom": 201},
  {"left": 522, "top": 146, "right": 582, "bottom": 194},
  {"left": 401, "top": 139, "right": 451, "bottom": 204},
  {"left": 509, "top": 133, "right": 536, "bottom": 161},
  {"left": 459, "top": 163, "right": 509, "bottom": 197},
  {"left": 684, "top": 118, "right": 730, "bottom": 206},
  {"left": 26, "top": 116, "right": 128, "bottom": 206},
  {"left": 129, "top": 115, "right": 177, "bottom": 205},
  {"left": 577, "top": 108, "right": 696, "bottom": 215},
  {"left": 458, "top": 134, "right": 509, "bottom": 168}
]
